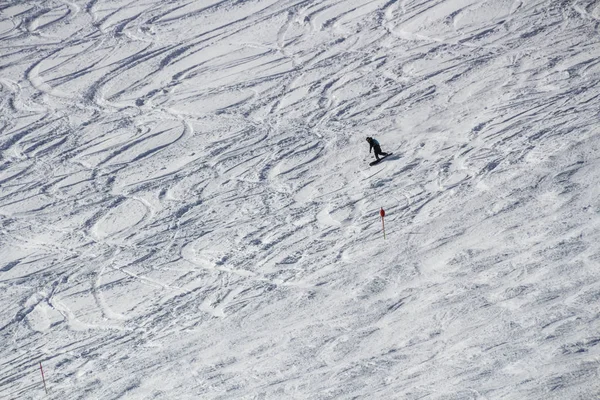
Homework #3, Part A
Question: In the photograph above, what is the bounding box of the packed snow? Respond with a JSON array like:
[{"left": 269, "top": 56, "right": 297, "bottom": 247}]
[{"left": 2, "top": 0, "right": 600, "bottom": 398}]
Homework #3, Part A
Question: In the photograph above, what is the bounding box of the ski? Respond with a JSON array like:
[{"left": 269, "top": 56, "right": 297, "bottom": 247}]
[{"left": 369, "top": 153, "right": 392, "bottom": 166}]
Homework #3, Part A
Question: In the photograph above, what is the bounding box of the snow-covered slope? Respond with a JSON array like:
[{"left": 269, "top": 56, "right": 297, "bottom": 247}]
[{"left": 2, "top": 0, "right": 600, "bottom": 398}]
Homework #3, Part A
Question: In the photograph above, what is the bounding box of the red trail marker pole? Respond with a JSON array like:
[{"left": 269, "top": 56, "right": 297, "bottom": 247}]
[
  {"left": 39, "top": 362, "right": 48, "bottom": 395},
  {"left": 380, "top": 208, "right": 386, "bottom": 240}
]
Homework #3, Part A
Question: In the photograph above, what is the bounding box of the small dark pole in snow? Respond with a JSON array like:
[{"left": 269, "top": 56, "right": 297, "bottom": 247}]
[
  {"left": 380, "top": 208, "right": 386, "bottom": 240},
  {"left": 39, "top": 362, "right": 48, "bottom": 395}
]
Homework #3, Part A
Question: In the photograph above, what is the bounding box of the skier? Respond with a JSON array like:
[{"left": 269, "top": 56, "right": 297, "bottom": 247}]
[{"left": 366, "top": 137, "right": 389, "bottom": 161}]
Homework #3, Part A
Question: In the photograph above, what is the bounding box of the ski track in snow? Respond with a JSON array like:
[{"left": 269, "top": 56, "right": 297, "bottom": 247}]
[{"left": 2, "top": 0, "right": 600, "bottom": 398}]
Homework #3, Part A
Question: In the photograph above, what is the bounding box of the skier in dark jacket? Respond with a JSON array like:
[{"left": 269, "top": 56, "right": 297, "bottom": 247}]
[{"left": 366, "top": 137, "right": 388, "bottom": 160}]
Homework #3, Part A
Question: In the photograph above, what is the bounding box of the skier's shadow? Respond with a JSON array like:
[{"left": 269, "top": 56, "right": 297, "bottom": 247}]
[{"left": 384, "top": 153, "right": 401, "bottom": 162}]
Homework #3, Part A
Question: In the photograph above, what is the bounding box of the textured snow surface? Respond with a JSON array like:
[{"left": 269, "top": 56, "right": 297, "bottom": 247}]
[{"left": 2, "top": 0, "right": 600, "bottom": 398}]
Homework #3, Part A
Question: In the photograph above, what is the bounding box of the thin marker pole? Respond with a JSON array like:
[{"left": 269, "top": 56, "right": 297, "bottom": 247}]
[
  {"left": 380, "top": 208, "right": 386, "bottom": 240},
  {"left": 40, "top": 362, "right": 48, "bottom": 395}
]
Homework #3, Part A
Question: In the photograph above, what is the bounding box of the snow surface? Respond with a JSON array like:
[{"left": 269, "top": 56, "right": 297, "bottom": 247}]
[{"left": 2, "top": 0, "right": 600, "bottom": 398}]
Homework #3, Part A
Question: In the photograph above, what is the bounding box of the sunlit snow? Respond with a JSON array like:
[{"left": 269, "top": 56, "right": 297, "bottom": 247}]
[{"left": 2, "top": 0, "right": 600, "bottom": 399}]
